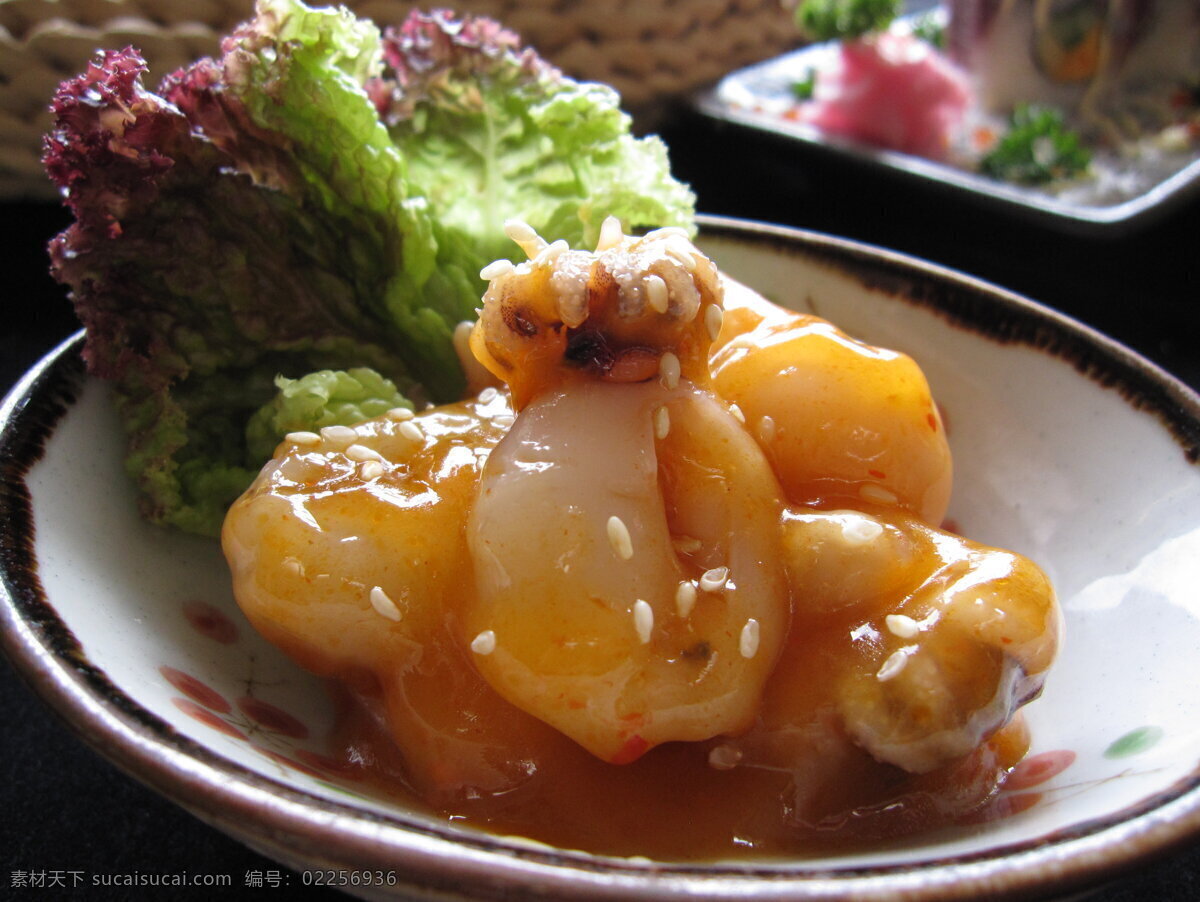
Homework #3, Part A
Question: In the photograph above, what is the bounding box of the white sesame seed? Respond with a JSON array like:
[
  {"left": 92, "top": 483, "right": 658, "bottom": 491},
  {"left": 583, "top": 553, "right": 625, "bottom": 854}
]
[
  {"left": 452, "top": 321, "right": 476, "bottom": 383},
  {"left": 886, "top": 614, "right": 920, "bottom": 639},
  {"left": 860, "top": 483, "right": 899, "bottom": 505},
  {"left": 672, "top": 535, "right": 703, "bottom": 555},
  {"left": 653, "top": 405, "right": 671, "bottom": 440},
  {"left": 285, "top": 431, "right": 321, "bottom": 446},
  {"left": 607, "top": 515, "right": 634, "bottom": 560},
  {"left": 398, "top": 421, "right": 424, "bottom": 443},
  {"left": 346, "top": 443, "right": 384, "bottom": 462},
  {"left": 757, "top": 415, "right": 777, "bottom": 443},
  {"left": 659, "top": 351, "right": 681, "bottom": 390},
  {"left": 633, "top": 599, "right": 654, "bottom": 644},
  {"left": 506, "top": 232, "right": 549, "bottom": 260},
  {"left": 644, "top": 274, "right": 669, "bottom": 314},
  {"left": 503, "top": 218, "right": 538, "bottom": 244},
  {"left": 842, "top": 516, "right": 884, "bottom": 545},
  {"left": 480, "top": 258, "right": 515, "bottom": 281},
  {"left": 491, "top": 413, "right": 515, "bottom": 428},
  {"left": 728, "top": 403, "right": 746, "bottom": 424},
  {"left": 876, "top": 648, "right": 910, "bottom": 682},
  {"left": 699, "top": 566, "right": 729, "bottom": 593},
  {"left": 675, "top": 580, "right": 697, "bottom": 618},
  {"left": 369, "top": 586, "right": 402, "bottom": 622},
  {"left": 707, "top": 744, "right": 743, "bottom": 770},
  {"left": 320, "top": 425, "right": 357, "bottom": 446},
  {"left": 478, "top": 386, "right": 499, "bottom": 403},
  {"left": 386, "top": 406, "right": 414, "bottom": 421},
  {"left": 282, "top": 558, "right": 304, "bottom": 577},
  {"left": 360, "top": 460, "right": 385, "bottom": 480},
  {"left": 470, "top": 629, "right": 497, "bottom": 655},
  {"left": 665, "top": 240, "right": 697, "bottom": 272},
  {"left": 739, "top": 619, "right": 760, "bottom": 659},
  {"left": 704, "top": 304, "right": 724, "bottom": 341},
  {"left": 596, "top": 215, "right": 624, "bottom": 252},
  {"left": 533, "top": 239, "right": 568, "bottom": 267}
]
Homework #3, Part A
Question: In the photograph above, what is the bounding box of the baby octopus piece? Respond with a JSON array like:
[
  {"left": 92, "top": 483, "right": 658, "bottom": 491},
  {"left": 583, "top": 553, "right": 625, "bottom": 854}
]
[
  {"left": 221, "top": 393, "right": 574, "bottom": 798},
  {"left": 711, "top": 283, "right": 953, "bottom": 525},
  {"left": 465, "top": 218, "right": 790, "bottom": 763},
  {"left": 713, "top": 509, "right": 1059, "bottom": 800},
  {"left": 469, "top": 217, "right": 722, "bottom": 409},
  {"left": 831, "top": 517, "right": 1058, "bottom": 774}
]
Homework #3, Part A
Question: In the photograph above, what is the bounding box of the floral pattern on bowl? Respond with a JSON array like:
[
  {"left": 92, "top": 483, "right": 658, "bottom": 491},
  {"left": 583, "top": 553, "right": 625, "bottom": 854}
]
[{"left": 158, "top": 602, "right": 370, "bottom": 799}]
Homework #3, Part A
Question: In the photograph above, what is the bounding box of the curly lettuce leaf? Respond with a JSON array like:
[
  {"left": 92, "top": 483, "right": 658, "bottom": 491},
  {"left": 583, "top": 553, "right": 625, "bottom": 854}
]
[
  {"left": 164, "top": 1, "right": 473, "bottom": 399},
  {"left": 377, "top": 11, "right": 696, "bottom": 262},
  {"left": 44, "top": 0, "right": 696, "bottom": 536},
  {"left": 44, "top": 48, "right": 422, "bottom": 535},
  {"left": 245, "top": 368, "right": 412, "bottom": 462}
]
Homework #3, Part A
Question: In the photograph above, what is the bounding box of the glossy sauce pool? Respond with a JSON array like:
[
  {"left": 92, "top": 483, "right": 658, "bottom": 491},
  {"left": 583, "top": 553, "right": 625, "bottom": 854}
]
[{"left": 325, "top": 672, "right": 1031, "bottom": 861}]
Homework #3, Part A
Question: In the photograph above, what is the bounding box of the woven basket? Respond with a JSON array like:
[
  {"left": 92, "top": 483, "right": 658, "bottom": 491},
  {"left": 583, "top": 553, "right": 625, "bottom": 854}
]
[{"left": 1, "top": 0, "right": 799, "bottom": 199}]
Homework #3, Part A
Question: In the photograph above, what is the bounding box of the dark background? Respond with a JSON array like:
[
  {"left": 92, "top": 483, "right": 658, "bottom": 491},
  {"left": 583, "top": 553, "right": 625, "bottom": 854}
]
[{"left": 3, "top": 102, "right": 1200, "bottom": 899}]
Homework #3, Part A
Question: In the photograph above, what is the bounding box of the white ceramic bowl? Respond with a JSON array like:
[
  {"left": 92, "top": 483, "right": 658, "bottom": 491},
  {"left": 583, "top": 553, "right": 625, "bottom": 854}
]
[{"left": 3, "top": 217, "right": 1199, "bottom": 899}]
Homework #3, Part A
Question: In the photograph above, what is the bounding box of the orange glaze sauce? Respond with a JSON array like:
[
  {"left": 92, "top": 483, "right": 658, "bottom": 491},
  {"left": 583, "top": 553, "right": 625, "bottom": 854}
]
[
  {"left": 315, "top": 503, "right": 1042, "bottom": 859},
  {"left": 314, "top": 504, "right": 1043, "bottom": 859},
  {"left": 325, "top": 673, "right": 1029, "bottom": 860}
]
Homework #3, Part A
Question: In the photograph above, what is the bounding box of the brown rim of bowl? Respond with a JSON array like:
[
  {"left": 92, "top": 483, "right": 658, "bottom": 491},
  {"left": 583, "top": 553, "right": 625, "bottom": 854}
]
[{"left": 2, "top": 217, "right": 1199, "bottom": 901}]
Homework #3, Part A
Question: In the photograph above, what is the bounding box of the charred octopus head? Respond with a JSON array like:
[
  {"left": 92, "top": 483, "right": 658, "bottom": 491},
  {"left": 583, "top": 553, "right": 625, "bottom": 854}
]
[{"left": 470, "top": 217, "right": 724, "bottom": 409}]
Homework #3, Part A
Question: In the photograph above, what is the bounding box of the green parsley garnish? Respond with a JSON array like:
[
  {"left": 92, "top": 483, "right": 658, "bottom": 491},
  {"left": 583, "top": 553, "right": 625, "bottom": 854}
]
[
  {"left": 793, "top": 0, "right": 902, "bottom": 42},
  {"left": 979, "top": 105, "right": 1092, "bottom": 185},
  {"left": 791, "top": 68, "right": 817, "bottom": 100}
]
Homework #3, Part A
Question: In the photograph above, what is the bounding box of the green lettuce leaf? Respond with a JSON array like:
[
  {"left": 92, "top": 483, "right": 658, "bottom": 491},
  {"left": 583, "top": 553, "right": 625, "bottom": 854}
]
[
  {"left": 44, "top": 0, "right": 696, "bottom": 536},
  {"left": 245, "top": 368, "right": 413, "bottom": 463},
  {"left": 378, "top": 10, "right": 696, "bottom": 262}
]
